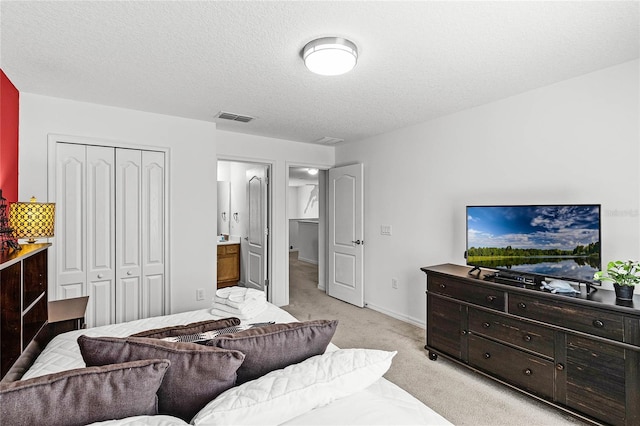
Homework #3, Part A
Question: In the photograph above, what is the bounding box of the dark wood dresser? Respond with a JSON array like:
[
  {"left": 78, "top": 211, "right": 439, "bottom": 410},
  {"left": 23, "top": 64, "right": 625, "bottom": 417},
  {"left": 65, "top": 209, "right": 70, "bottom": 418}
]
[
  {"left": 1, "top": 244, "right": 50, "bottom": 378},
  {"left": 421, "top": 263, "right": 640, "bottom": 426}
]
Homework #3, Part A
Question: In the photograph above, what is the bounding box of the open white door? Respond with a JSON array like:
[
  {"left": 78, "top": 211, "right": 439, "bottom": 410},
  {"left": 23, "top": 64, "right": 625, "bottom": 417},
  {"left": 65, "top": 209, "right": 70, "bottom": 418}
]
[
  {"left": 245, "top": 166, "right": 269, "bottom": 294},
  {"left": 328, "top": 163, "right": 364, "bottom": 307}
]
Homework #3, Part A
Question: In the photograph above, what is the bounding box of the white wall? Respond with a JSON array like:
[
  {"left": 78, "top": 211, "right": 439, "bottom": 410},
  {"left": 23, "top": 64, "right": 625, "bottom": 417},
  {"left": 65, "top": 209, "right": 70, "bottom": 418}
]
[
  {"left": 336, "top": 60, "right": 640, "bottom": 327},
  {"left": 19, "top": 93, "right": 218, "bottom": 315},
  {"left": 216, "top": 130, "right": 334, "bottom": 306}
]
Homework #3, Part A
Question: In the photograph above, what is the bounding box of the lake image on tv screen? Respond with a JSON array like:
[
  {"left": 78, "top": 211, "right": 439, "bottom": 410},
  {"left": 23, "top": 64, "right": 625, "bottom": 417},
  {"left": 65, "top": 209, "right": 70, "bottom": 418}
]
[{"left": 467, "top": 205, "right": 600, "bottom": 282}]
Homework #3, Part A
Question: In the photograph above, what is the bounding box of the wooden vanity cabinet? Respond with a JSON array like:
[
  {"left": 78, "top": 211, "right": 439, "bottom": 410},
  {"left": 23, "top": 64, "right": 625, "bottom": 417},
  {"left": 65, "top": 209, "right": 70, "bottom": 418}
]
[
  {"left": 422, "top": 263, "right": 640, "bottom": 426},
  {"left": 217, "top": 243, "right": 240, "bottom": 288}
]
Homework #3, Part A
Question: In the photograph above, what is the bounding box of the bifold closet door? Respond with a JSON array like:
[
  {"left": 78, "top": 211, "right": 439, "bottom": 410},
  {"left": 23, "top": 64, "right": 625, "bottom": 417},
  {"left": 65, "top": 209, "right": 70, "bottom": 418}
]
[
  {"left": 55, "top": 143, "right": 165, "bottom": 327},
  {"left": 115, "top": 149, "right": 165, "bottom": 323},
  {"left": 55, "top": 144, "right": 116, "bottom": 327}
]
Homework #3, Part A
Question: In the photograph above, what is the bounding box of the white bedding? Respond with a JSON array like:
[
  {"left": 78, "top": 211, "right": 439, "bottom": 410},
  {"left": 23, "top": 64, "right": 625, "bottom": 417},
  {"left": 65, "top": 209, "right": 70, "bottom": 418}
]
[{"left": 23, "top": 303, "right": 452, "bottom": 425}]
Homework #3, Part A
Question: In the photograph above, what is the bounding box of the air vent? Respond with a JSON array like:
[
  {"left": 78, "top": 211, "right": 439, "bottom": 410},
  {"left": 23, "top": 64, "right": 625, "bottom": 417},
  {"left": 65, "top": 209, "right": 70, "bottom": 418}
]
[
  {"left": 215, "top": 111, "right": 255, "bottom": 123},
  {"left": 314, "top": 136, "right": 344, "bottom": 145}
]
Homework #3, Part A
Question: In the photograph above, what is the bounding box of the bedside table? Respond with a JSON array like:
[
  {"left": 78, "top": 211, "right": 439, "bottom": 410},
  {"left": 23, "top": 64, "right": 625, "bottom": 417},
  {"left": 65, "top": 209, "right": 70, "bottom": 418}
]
[{"left": 48, "top": 296, "right": 89, "bottom": 337}]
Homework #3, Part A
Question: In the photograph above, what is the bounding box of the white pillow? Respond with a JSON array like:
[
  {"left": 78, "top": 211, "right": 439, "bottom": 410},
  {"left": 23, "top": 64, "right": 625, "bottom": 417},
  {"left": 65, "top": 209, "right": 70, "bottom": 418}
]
[
  {"left": 191, "top": 348, "right": 396, "bottom": 425},
  {"left": 89, "top": 415, "right": 189, "bottom": 425}
]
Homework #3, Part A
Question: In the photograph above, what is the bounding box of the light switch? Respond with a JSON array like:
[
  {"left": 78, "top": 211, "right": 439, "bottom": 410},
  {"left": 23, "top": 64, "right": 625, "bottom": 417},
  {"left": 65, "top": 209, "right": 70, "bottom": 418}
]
[{"left": 380, "top": 225, "right": 392, "bottom": 236}]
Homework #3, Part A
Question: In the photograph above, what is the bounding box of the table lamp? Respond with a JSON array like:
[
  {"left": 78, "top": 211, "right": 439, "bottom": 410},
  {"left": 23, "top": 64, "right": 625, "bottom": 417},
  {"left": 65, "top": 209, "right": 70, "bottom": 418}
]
[{"left": 9, "top": 196, "right": 56, "bottom": 244}]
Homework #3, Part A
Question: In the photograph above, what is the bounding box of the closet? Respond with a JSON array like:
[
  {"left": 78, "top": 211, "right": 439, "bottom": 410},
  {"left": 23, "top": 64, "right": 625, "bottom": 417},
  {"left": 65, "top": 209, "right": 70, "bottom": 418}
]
[{"left": 52, "top": 142, "right": 167, "bottom": 328}]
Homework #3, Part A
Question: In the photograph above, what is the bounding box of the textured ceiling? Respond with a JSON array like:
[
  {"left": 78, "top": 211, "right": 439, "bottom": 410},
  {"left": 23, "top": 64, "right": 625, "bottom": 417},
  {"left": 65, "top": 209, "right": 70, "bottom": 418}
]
[{"left": 1, "top": 1, "right": 638, "bottom": 145}]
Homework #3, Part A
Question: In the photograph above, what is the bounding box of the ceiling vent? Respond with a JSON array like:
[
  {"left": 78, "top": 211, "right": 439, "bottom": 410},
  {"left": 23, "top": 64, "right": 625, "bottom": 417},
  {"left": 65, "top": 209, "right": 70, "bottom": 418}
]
[
  {"left": 215, "top": 111, "right": 255, "bottom": 123},
  {"left": 314, "top": 136, "right": 344, "bottom": 145}
]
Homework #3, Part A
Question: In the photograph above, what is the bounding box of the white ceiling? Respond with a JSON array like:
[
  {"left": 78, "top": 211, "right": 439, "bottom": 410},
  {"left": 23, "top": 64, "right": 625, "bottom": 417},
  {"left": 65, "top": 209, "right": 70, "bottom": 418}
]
[
  {"left": 1, "top": 1, "right": 638, "bottom": 145},
  {"left": 289, "top": 166, "right": 319, "bottom": 187}
]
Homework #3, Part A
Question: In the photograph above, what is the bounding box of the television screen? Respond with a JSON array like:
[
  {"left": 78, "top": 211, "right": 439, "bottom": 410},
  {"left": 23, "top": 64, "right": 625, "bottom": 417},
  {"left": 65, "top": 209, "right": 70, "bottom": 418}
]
[{"left": 466, "top": 205, "right": 601, "bottom": 284}]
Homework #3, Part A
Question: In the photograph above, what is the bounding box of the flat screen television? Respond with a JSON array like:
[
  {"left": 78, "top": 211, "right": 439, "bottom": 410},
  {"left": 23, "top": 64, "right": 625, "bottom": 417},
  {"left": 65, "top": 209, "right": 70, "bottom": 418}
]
[{"left": 466, "top": 204, "right": 601, "bottom": 285}]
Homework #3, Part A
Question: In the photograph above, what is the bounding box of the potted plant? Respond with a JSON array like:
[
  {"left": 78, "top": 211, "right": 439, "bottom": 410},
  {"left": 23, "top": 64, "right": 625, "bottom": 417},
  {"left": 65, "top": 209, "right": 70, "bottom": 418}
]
[{"left": 594, "top": 260, "right": 640, "bottom": 300}]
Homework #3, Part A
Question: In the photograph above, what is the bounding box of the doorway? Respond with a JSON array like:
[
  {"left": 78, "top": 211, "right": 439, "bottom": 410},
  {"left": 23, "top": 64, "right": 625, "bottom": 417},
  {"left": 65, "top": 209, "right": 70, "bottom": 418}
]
[
  {"left": 287, "top": 166, "right": 325, "bottom": 297},
  {"left": 217, "top": 160, "right": 271, "bottom": 299}
]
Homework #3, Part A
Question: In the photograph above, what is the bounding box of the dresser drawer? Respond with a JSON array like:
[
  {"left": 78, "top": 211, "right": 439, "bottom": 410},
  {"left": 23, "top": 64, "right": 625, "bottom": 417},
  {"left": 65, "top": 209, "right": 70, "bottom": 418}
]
[
  {"left": 509, "top": 294, "right": 624, "bottom": 342},
  {"left": 428, "top": 276, "right": 504, "bottom": 311},
  {"left": 469, "top": 334, "right": 554, "bottom": 399},
  {"left": 469, "top": 308, "right": 554, "bottom": 358}
]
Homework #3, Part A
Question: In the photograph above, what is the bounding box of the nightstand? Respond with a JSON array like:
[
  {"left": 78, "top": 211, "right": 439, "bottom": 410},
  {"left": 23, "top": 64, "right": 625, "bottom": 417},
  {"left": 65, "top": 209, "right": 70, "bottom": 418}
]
[{"left": 48, "top": 296, "right": 89, "bottom": 337}]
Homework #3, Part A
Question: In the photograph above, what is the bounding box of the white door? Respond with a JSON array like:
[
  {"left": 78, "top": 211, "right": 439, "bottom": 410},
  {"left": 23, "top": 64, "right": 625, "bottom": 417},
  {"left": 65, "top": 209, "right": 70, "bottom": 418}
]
[
  {"left": 51, "top": 141, "right": 167, "bottom": 327},
  {"left": 86, "top": 146, "right": 116, "bottom": 326},
  {"left": 55, "top": 143, "right": 116, "bottom": 327},
  {"left": 141, "top": 151, "right": 166, "bottom": 318},
  {"left": 328, "top": 163, "right": 364, "bottom": 307},
  {"left": 245, "top": 166, "right": 268, "bottom": 293},
  {"left": 115, "top": 149, "right": 144, "bottom": 323}
]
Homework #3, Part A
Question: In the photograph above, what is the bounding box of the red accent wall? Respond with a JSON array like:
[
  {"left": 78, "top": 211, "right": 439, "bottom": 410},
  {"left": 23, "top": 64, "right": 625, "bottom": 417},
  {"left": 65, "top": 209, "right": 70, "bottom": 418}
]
[{"left": 0, "top": 69, "right": 19, "bottom": 203}]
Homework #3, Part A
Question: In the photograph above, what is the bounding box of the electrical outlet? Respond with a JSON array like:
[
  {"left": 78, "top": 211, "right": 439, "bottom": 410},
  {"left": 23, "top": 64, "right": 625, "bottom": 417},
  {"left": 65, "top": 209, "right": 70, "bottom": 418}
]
[
  {"left": 392, "top": 278, "right": 398, "bottom": 289},
  {"left": 380, "top": 225, "right": 392, "bottom": 236},
  {"left": 196, "top": 288, "right": 205, "bottom": 301}
]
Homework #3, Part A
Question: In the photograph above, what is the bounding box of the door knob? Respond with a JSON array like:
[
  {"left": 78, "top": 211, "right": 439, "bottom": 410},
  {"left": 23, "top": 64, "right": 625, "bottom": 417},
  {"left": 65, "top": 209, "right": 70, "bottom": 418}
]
[
  {"left": 97, "top": 273, "right": 104, "bottom": 279},
  {"left": 127, "top": 270, "right": 133, "bottom": 276},
  {"left": 351, "top": 240, "right": 362, "bottom": 245}
]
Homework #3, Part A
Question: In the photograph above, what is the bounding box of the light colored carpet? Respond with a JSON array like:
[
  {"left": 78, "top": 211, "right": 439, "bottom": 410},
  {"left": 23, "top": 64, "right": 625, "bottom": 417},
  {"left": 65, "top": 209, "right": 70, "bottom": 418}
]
[{"left": 282, "top": 254, "right": 588, "bottom": 426}]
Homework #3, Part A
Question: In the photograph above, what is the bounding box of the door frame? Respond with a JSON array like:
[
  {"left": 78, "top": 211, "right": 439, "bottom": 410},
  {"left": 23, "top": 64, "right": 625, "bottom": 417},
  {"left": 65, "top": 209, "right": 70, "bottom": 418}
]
[
  {"left": 47, "top": 134, "right": 171, "bottom": 314},
  {"left": 217, "top": 157, "right": 273, "bottom": 301}
]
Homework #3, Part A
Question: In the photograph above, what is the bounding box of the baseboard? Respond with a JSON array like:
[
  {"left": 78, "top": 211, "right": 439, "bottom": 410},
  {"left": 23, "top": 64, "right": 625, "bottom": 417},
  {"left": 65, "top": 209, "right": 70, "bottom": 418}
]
[
  {"left": 297, "top": 257, "right": 318, "bottom": 265},
  {"left": 364, "top": 301, "right": 426, "bottom": 329}
]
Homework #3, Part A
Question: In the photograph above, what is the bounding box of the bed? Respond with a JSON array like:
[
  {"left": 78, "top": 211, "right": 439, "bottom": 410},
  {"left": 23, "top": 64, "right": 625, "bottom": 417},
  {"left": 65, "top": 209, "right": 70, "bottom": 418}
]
[{"left": 1, "top": 302, "right": 452, "bottom": 426}]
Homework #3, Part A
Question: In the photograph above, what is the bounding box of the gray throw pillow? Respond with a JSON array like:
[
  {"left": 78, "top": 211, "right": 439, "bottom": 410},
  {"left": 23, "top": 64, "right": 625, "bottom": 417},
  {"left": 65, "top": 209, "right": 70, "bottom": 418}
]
[
  {"left": 0, "top": 359, "right": 170, "bottom": 426},
  {"left": 130, "top": 317, "right": 240, "bottom": 339},
  {"left": 206, "top": 319, "right": 338, "bottom": 384},
  {"left": 78, "top": 335, "right": 245, "bottom": 422}
]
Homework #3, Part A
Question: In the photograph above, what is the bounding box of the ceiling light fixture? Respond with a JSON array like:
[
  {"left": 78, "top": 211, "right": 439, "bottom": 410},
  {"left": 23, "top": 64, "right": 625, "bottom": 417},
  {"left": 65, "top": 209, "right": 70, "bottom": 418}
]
[
  {"left": 303, "top": 37, "right": 358, "bottom": 76},
  {"left": 307, "top": 168, "right": 319, "bottom": 176}
]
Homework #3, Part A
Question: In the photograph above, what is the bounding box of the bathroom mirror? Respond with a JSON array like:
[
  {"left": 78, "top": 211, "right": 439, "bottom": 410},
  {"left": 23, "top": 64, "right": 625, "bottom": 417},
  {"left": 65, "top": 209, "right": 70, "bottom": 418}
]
[{"left": 217, "top": 181, "right": 230, "bottom": 236}]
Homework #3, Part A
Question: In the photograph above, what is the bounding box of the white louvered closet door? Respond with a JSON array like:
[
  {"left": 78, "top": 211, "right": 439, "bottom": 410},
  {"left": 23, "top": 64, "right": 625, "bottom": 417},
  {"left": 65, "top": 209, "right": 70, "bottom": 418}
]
[{"left": 53, "top": 142, "right": 166, "bottom": 327}]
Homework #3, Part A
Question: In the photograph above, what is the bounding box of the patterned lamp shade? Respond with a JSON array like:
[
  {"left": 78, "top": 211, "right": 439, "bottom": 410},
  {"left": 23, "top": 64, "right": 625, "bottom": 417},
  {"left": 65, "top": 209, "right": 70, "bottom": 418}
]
[{"left": 9, "top": 197, "right": 56, "bottom": 243}]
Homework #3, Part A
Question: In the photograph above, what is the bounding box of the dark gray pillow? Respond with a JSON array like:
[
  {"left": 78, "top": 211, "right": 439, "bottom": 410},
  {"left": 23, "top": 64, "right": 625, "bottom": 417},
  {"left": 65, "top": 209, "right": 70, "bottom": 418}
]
[
  {"left": 78, "top": 335, "right": 244, "bottom": 422},
  {"left": 0, "top": 359, "right": 170, "bottom": 426},
  {"left": 130, "top": 317, "right": 240, "bottom": 339},
  {"left": 206, "top": 319, "right": 338, "bottom": 384}
]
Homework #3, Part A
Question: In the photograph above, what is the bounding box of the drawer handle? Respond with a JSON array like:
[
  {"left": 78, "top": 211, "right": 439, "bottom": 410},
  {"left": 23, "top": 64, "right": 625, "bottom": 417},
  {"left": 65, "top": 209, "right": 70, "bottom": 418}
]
[
  {"left": 524, "top": 368, "right": 532, "bottom": 376},
  {"left": 523, "top": 334, "right": 532, "bottom": 342},
  {"left": 592, "top": 319, "right": 604, "bottom": 328},
  {"left": 486, "top": 295, "right": 497, "bottom": 303},
  {"left": 556, "top": 363, "right": 565, "bottom": 371},
  {"left": 461, "top": 330, "right": 468, "bottom": 336},
  {"left": 517, "top": 302, "right": 527, "bottom": 310},
  {"left": 482, "top": 322, "right": 491, "bottom": 328},
  {"left": 439, "top": 284, "right": 446, "bottom": 289},
  {"left": 483, "top": 352, "right": 491, "bottom": 359}
]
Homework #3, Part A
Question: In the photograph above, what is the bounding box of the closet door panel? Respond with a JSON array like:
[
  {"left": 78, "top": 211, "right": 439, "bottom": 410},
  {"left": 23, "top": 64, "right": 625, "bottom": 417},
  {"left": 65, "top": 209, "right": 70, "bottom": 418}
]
[
  {"left": 90, "top": 280, "right": 114, "bottom": 327},
  {"left": 142, "top": 151, "right": 165, "bottom": 317},
  {"left": 145, "top": 275, "right": 164, "bottom": 318},
  {"left": 86, "top": 146, "right": 116, "bottom": 327},
  {"left": 116, "top": 277, "right": 140, "bottom": 323},
  {"left": 115, "top": 149, "right": 142, "bottom": 323},
  {"left": 55, "top": 143, "right": 86, "bottom": 298}
]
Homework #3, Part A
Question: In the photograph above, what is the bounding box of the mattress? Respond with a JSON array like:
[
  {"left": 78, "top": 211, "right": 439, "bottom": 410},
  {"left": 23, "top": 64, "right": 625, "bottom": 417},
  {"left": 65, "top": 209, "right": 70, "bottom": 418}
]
[{"left": 22, "top": 303, "right": 452, "bottom": 425}]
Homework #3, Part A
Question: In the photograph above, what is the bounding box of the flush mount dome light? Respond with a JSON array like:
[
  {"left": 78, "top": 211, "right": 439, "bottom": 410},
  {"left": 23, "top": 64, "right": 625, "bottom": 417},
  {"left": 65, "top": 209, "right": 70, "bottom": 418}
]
[{"left": 303, "top": 37, "right": 358, "bottom": 76}]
